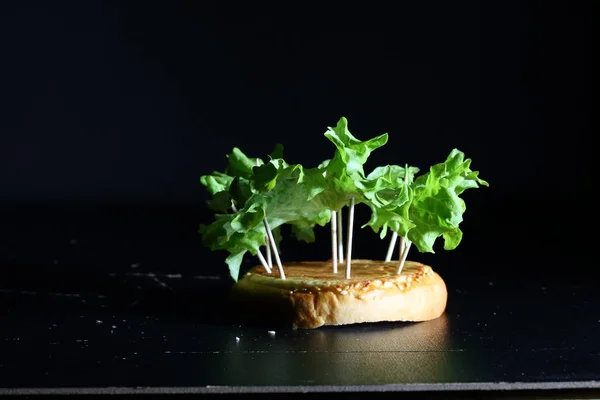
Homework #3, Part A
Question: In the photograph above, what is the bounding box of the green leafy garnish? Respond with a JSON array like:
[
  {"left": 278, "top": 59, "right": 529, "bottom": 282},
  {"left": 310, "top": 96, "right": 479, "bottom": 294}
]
[
  {"left": 407, "top": 149, "right": 488, "bottom": 252},
  {"left": 324, "top": 117, "right": 388, "bottom": 179},
  {"left": 361, "top": 167, "right": 416, "bottom": 239},
  {"left": 200, "top": 148, "right": 333, "bottom": 280},
  {"left": 199, "top": 117, "right": 488, "bottom": 280},
  {"left": 363, "top": 149, "right": 488, "bottom": 252}
]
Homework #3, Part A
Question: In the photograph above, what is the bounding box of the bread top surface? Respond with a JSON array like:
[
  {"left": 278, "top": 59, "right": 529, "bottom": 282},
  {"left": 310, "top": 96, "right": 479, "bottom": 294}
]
[{"left": 238, "top": 260, "right": 437, "bottom": 297}]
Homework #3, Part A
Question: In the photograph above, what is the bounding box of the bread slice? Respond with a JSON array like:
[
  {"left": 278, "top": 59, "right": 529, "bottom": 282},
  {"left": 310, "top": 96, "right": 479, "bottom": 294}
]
[{"left": 229, "top": 260, "right": 447, "bottom": 329}]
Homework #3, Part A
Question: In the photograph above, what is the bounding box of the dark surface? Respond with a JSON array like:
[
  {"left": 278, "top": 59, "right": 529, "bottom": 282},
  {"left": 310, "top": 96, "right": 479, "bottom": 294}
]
[{"left": 1, "top": 205, "right": 599, "bottom": 397}]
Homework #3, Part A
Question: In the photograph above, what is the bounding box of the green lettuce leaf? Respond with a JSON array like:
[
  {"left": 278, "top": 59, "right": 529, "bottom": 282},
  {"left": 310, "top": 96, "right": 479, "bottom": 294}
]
[
  {"left": 200, "top": 147, "right": 262, "bottom": 212},
  {"left": 362, "top": 176, "right": 416, "bottom": 239},
  {"left": 199, "top": 172, "right": 234, "bottom": 212},
  {"left": 360, "top": 164, "right": 419, "bottom": 208},
  {"left": 206, "top": 190, "right": 233, "bottom": 213},
  {"left": 407, "top": 148, "right": 488, "bottom": 252},
  {"left": 324, "top": 117, "right": 388, "bottom": 178},
  {"left": 361, "top": 149, "right": 487, "bottom": 253},
  {"left": 199, "top": 214, "right": 268, "bottom": 280},
  {"left": 199, "top": 118, "right": 488, "bottom": 280},
  {"left": 200, "top": 171, "right": 233, "bottom": 195},
  {"left": 225, "top": 147, "right": 263, "bottom": 179},
  {"left": 320, "top": 117, "right": 389, "bottom": 211},
  {"left": 291, "top": 221, "right": 317, "bottom": 243},
  {"left": 200, "top": 148, "right": 333, "bottom": 280}
]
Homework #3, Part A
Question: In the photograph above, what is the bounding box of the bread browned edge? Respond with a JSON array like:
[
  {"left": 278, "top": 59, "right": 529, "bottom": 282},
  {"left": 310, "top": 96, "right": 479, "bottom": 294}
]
[{"left": 228, "top": 260, "right": 448, "bottom": 329}]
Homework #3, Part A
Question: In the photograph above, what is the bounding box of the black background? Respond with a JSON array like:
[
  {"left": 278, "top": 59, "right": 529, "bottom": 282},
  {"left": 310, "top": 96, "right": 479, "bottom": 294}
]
[{"left": 0, "top": 1, "right": 593, "bottom": 280}]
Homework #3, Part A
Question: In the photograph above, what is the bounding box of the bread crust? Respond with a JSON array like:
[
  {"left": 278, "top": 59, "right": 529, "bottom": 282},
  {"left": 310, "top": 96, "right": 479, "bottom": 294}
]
[{"left": 230, "top": 260, "right": 447, "bottom": 329}]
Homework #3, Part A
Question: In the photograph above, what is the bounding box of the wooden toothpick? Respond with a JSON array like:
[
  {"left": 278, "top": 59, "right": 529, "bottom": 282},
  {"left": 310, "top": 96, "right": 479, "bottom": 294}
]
[
  {"left": 385, "top": 232, "right": 398, "bottom": 262},
  {"left": 264, "top": 218, "right": 286, "bottom": 279},
  {"left": 256, "top": 248, "right": 272, "bottom": 274},
  {"left": 337, "top": 206, "right": 344, "bottom": 263},
  {"left": 265, "top": 235, "right": 272, "bottom": 269},
  {"left": 345, "top": 197, "right": 355, "bottom": 279},
  {"left": 331, "top": 210, "right": 338, "bottom": 274},
  {"left": 396, "top": 240, "right": 412, "bottom": 275}
]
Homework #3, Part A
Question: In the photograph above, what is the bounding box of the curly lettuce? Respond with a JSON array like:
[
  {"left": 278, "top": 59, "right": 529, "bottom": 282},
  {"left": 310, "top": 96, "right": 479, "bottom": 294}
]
[{"left": 199, "top": 117, "right": 488, "bottom": 280}]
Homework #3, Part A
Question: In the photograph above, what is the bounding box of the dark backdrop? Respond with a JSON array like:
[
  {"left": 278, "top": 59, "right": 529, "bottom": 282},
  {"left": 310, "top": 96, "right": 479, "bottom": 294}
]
[{"left": 0, "top": 1, "right": 593, "bottom": 281}]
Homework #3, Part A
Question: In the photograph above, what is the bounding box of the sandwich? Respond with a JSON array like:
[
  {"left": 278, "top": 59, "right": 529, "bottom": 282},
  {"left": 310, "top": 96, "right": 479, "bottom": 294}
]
[{"left": 199, "top": 117, "right": 487, "bottom": 329}]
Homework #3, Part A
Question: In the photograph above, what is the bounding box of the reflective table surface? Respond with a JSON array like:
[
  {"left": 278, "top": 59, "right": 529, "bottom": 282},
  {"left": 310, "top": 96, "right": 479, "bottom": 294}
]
[{"left": 1, "top": 205, "right": 598, "bottom": 397}]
